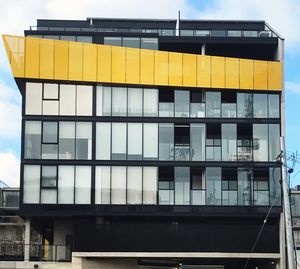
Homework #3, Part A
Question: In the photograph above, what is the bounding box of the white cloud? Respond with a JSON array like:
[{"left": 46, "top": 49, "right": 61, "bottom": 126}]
[
  {"left": 0, "top": 152, "right": 20, "bottom": 187},
  {"left": 286, "top": 81, "right": 300, "bottom": 94}
]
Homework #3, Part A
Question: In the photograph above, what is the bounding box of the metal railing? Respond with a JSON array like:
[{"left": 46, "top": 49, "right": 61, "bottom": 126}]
[
  {"left": 29, "top": 26, "right": 279, "bottom": 38},
  {"left": 0, "top": 244, "right": 71, "bottom": 262}
]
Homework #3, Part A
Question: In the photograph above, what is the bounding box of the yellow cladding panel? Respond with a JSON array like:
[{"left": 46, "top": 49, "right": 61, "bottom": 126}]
[
  {"left": 155, "top": 50, "right": 169, "bottom": 86},
  {"left": 54, "top": 40, "right": 69, "bottom": 80},
  {"left": 40, "top": 38, "right": 54, "bottom": 79},
  {"left": 69, "top": 42, "right": 83, "bottom": 81},
  {"left": 240, "top": 59, "right": 254, "bottom": 89},
  {"left": 126, "top": 47, "right": 140, "bottom": 84},
  {"left": 97, "top": 45, "right": 111, "bottom": 83},
  {"left": 111, "top": 46, "right": 126, "bottom": 83},
  {"left": 83, "top": 43, "right": 97, "bottom": 82},
  {"left": 211, "top": 56, "right": 225, "bottom": 88},
  {"left": 225, "top": 58, "right": 239, "bottom": 89},
  {"left": 169, "top": 52, "right": 182, "bottom": 86},
  {"left": 182, "top": 53, "right": 196, "bottom": 87},
  {"left": 254, "top": 60, "right": 268, "bottom": 90},
  {"left": 140, "top": 49, "right": 154, "bottom": 85},
  {"left": 197, "top": 55, "right": 211, "bottom": 88},
  {"left": 268, "top": 61, "right": 282, "bottom": 90},
  {"left": 25, "top": 37, "right": 40, "bottom": 78}
]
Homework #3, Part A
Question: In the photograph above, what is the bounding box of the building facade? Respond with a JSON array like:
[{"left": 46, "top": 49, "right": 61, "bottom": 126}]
[{"left": 3, "top": 18, "right": 284, "bottom": 269}]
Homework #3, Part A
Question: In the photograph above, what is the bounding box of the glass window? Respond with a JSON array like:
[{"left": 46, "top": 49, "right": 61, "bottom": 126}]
[
  {"left": 43, "top": 83, "right": 58, "bottom": 99},
  {"left": 269, "top": 167, "right": 281, "bottom": 206},
  {"left": 144, "top": 89, "right": 158, "bottom": 117},
  {"left": 159, "top": 123, "right": 174, "bottom": 161},
  {"left": 95, "top": 166, "right": 111, "bottom": 204},
  {"left": 58, "top": 166, "right": 74, "bottom": 204},
  {"left": 206, "top": 124, "right": 221, "bottom": 161},
  {"left": 143, "top": 167, "right": 157, "bottom": 204},
  {"left": 143, "top": 123, "right": 158, "bottom": 160},
  {"left": 269, "top": 124, "right": 280, "bottom": 161},
  {"left": 190, "top": 124, "right": 205, "bottom": 161},
  {"left": 175, "top": 90, "right": 189, "bottom": 117},
  {"left": 128, "top": 123, "right": 142, "bottom": 160},
  {"left": 41, "top": 166, "right": 57, "bottom": 187},
  {"left": 253, "top": 124, "right": 268, "bottom": 161},
  {"left": 206, "top": 91, "right": 221, "bottom": 117},
  {"left": 23, "top": 165, "right": 40, "bottom": 204},
  {"left": 161, "top": 29, "right": 174, "bottom": 36},
  {"left": 174, "top": 125, "right": 190, "bottom": 161},
  {"left": 60, "top": 36, "right": 76, "bottom": 41},
  {"left": 222, "top": 124, "right": 237, "bottom": 161},
  {"left": 237, "top": 168, "right": 252, "bottom": 206},
  {"left": 159, "top": 90, "right": 174, "bottom": 117},
  {"left": 59, "top": 122, "right": 75, "bottom": 159},
  {"left": 190, "top": 91, "right": 205, "bottom": 118},
  {"left": 112, "top": 87, "right": 127, "bottom": 116},
  {"left": 128, "top": 88, "right": 143, "bottom": 116},
  {"left": 96, "top": 122, "right": 111, "bottom": 160},
  {"left": 195, "top": 30, "right": 209, "bottom": 37},
  {"left": 26, "top": 82, "right": 42, "bottom": 115},
  {"left": 76, "top": 36, "right": 92, "bottom": 43},
  {"left": 76, "top": 85, "right": 93, "bottom": 116},
  {"left": 96, "top": 85, "right": 111, "bottom": 116},
  {"left": 127, "top": 167, "right": 142, "bottom": 204},
  {"left": 253, "top": 169, "right": 269, "bottom": 205},
  {"left": 243, "top": 31, "right": 258, "bottom": 37},
  {"left": 237, "top": 124, "right": 253, "bottom": 161},
  {"left": 42, "top": 144, "right": 58, "bottom": 159},
  {"left": 43, "top": 122, "right": 58, "bottom": 143},
  {"left": 180, "top": 30, "right": 193, "bottom": 36},
  {"left": 227, "top": 30, "right": 242, "bottom": 37},
  {"left": 111, "top": 166, "right": 126, "bottom": 204},
  {"left": 175, "top": 167, "right": 190, "bottom": 205},
  {"left": 206, "top": 167, "right": 221, "bottom": 205},
  {"left": 211, "top": 30, "right": 226, "bottom": 37},
  {"left": 25, "top": 121, "right": 41, "bottom": 159},
  {"left": 237, "top": 93, "right": 253, "bottom": 118},
  {"left": 112, "top": 123, "right": 127, "bottom": 160},
  {"left": 60, "top": 84, "right": 76, "bottom": 115},
  {"left": 159, "top": 167, "right": 174, "bottom": 205},
  {"left": 268, "top": 94, "right": 280, "bottom": 118},
  {"left": 41, "top": 189, "right": 56, "bottom": 204},
  {"left": 76, "top": 122, "right": 92, "bottom": 160},
  {"left": 75, "top": 166, "right": 91, "bottom": 204},
  {"left": 191, "top": 168, "right": 205, "bottom": 205},
  {"left": 43, "top": 100, "right": 59, "bottom": 115},
  {"left": 104, "top": 37, "right": 122, "bottom": 46},
  {"left": 253, "top": 94, "right": 268, "bottom": 118},
  {"left": 141, "top": 38, "right": 158, "bottom": 50},
  {"left": 123, "top": 37, "right": 140, "bottom": 48},
  {"left": 221, "top": 168, "right": 237, "bottom": 205},
  {"left": 221, "top": 92, "right": 236, "bottom": 118}
]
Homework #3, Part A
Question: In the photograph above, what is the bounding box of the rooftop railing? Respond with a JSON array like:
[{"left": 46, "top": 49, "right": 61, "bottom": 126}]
[{"left": 29, "top": 26, "right": 278, "bottom": 38}]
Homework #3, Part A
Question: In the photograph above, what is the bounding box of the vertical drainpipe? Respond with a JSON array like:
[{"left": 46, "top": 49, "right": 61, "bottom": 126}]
[{"left": 176, "top": 10, "right": 180, "bottom": 37}]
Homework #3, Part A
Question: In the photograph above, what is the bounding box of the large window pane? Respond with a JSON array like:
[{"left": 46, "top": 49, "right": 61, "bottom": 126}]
[
  {"left": 95, "top": 166, "right": 111, "bottom": 204},
  {"left": 41, "top": 189, "right": 57, "bottom": 204},
  {"left": 206, "top": 91, "right": 221, "bottom": 117},
  {"left": 159, "top": 91, "right": 174, "bottom": 117},
  {"left": 222, "top": 124, "right": 237, "bottom": 161},
  {"left": 144, "top": 89, "right": 158, "bottom": 117},
  {"left": 143, "top": 167, "right": 157, "bottom": 204},
  {"left": 127, "top": 167, "right": 142, "bottom": 204},
  {"left": 269, "top": 124, "right": 280, "bottom": 161},
  {"left": 143, "top": 123, "right": 158, "bottom": 160},
  {"left": 42, "top": 144, "right": 58, "bottom": 159},
  {"left": 253, "top": 94, "right": 268, "bottom": 118},
  {"left": 221, "top": 168, "right": 237, "bottom": 205},
  {"left": 237, "top": 168, "right": 252, "bottom": 206},
  {"left": 104, "top": 37, "right": 121, "bottom": 46},
  {"left": 43, "top": 83, "right": 58, "bottom": 99},
  {"left": 58, "top": 166, "right": 74, "bottom": 204},
  {"left": 128, "top": 88, "right": 143, "bottom": 116},
  {"left": 41, "top": 166, "right": 57, "bottom": 187},
  {"left": 175, "top": 167, "right": 190, "bottom": 205},
  {"left": 268, "top": 94, "right": 280, "bottom": 118},
  {"left": 96, "top": 122, "right": 111, "bottom": 160},
  {"left": 253, "top": 169, "right": 269, "bottom": 205},
  {"left": 43, "top": 122, "right": 58, "bottom": 143},
  {"left": 75, "top": 166, "right": 91, "bottom": 204},
  {"left": 237, "top": 93, "right": 253, "bottom": 118},
  {"left": 206, "top": 167, "right": 221, "bottom": 205},
  {"left": 25, "top": 82, "right": 42, "bottom": 115},
  {"left": 123, "top": 37, "right": 140, "bottom": 48},
  {"left": 59, "top": 122, "right": 75, "bottom": 159},
  {"left": 76, "top": 122, "right": 92, "bottom": 160},
  {"left": 112, "top": 87, "right": 127, "bottom": 116},
  {"left": 76, "top": 85, "right": 93, "bottom": 116},
  {"left": 191, "top": 124, "right": 205, "bottom": 161},
  {"left": 25, "top": 121, "right": 41, "bottom": 159},
  {"left": 128, "top": 123, "right": 142, "bottom": 160},
  {"left": 159, "top": 123, "right": 174, "bottom": 160},
  {"left": 190, "top": 91, "right": 205, "bottom": 118},
  {"left": 96, "top": 86, "right": 111, "bottom": 116},
  {"left": 175, "top": 90, "right": 189, "bottom": 117},
  {"left": 269, "top": 167, "right": 281, "bottom": 206},
  {"left": 60, "top": 84, "right": 76, "bottom": 115},
  {"left": 253, "top": 124, "right": 268, "bottom": 161},
  {"left": 111, "top": 166, "right": 126, "bottom": 204},
  {"left": 141, "top": 38, "right": 158, "bottom": 50},
  {"left": 43, "top": 100, "right": 59, "bottom": 115},
  {"left": 112, "top": 123, "right": 127, "bottom": 160},
  {"left": 23, "top": 165, "right": 40, "bottom": 204}
]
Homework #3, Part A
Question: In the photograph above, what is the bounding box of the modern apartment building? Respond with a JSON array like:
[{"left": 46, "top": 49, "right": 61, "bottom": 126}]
[{"left": 2, "top": 18, "right": 284, "bottom": 269}]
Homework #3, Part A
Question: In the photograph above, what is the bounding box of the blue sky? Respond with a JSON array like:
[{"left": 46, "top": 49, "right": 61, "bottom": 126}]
[{"left": 0, "top": 0, "right": 300, "bottom": 186}]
